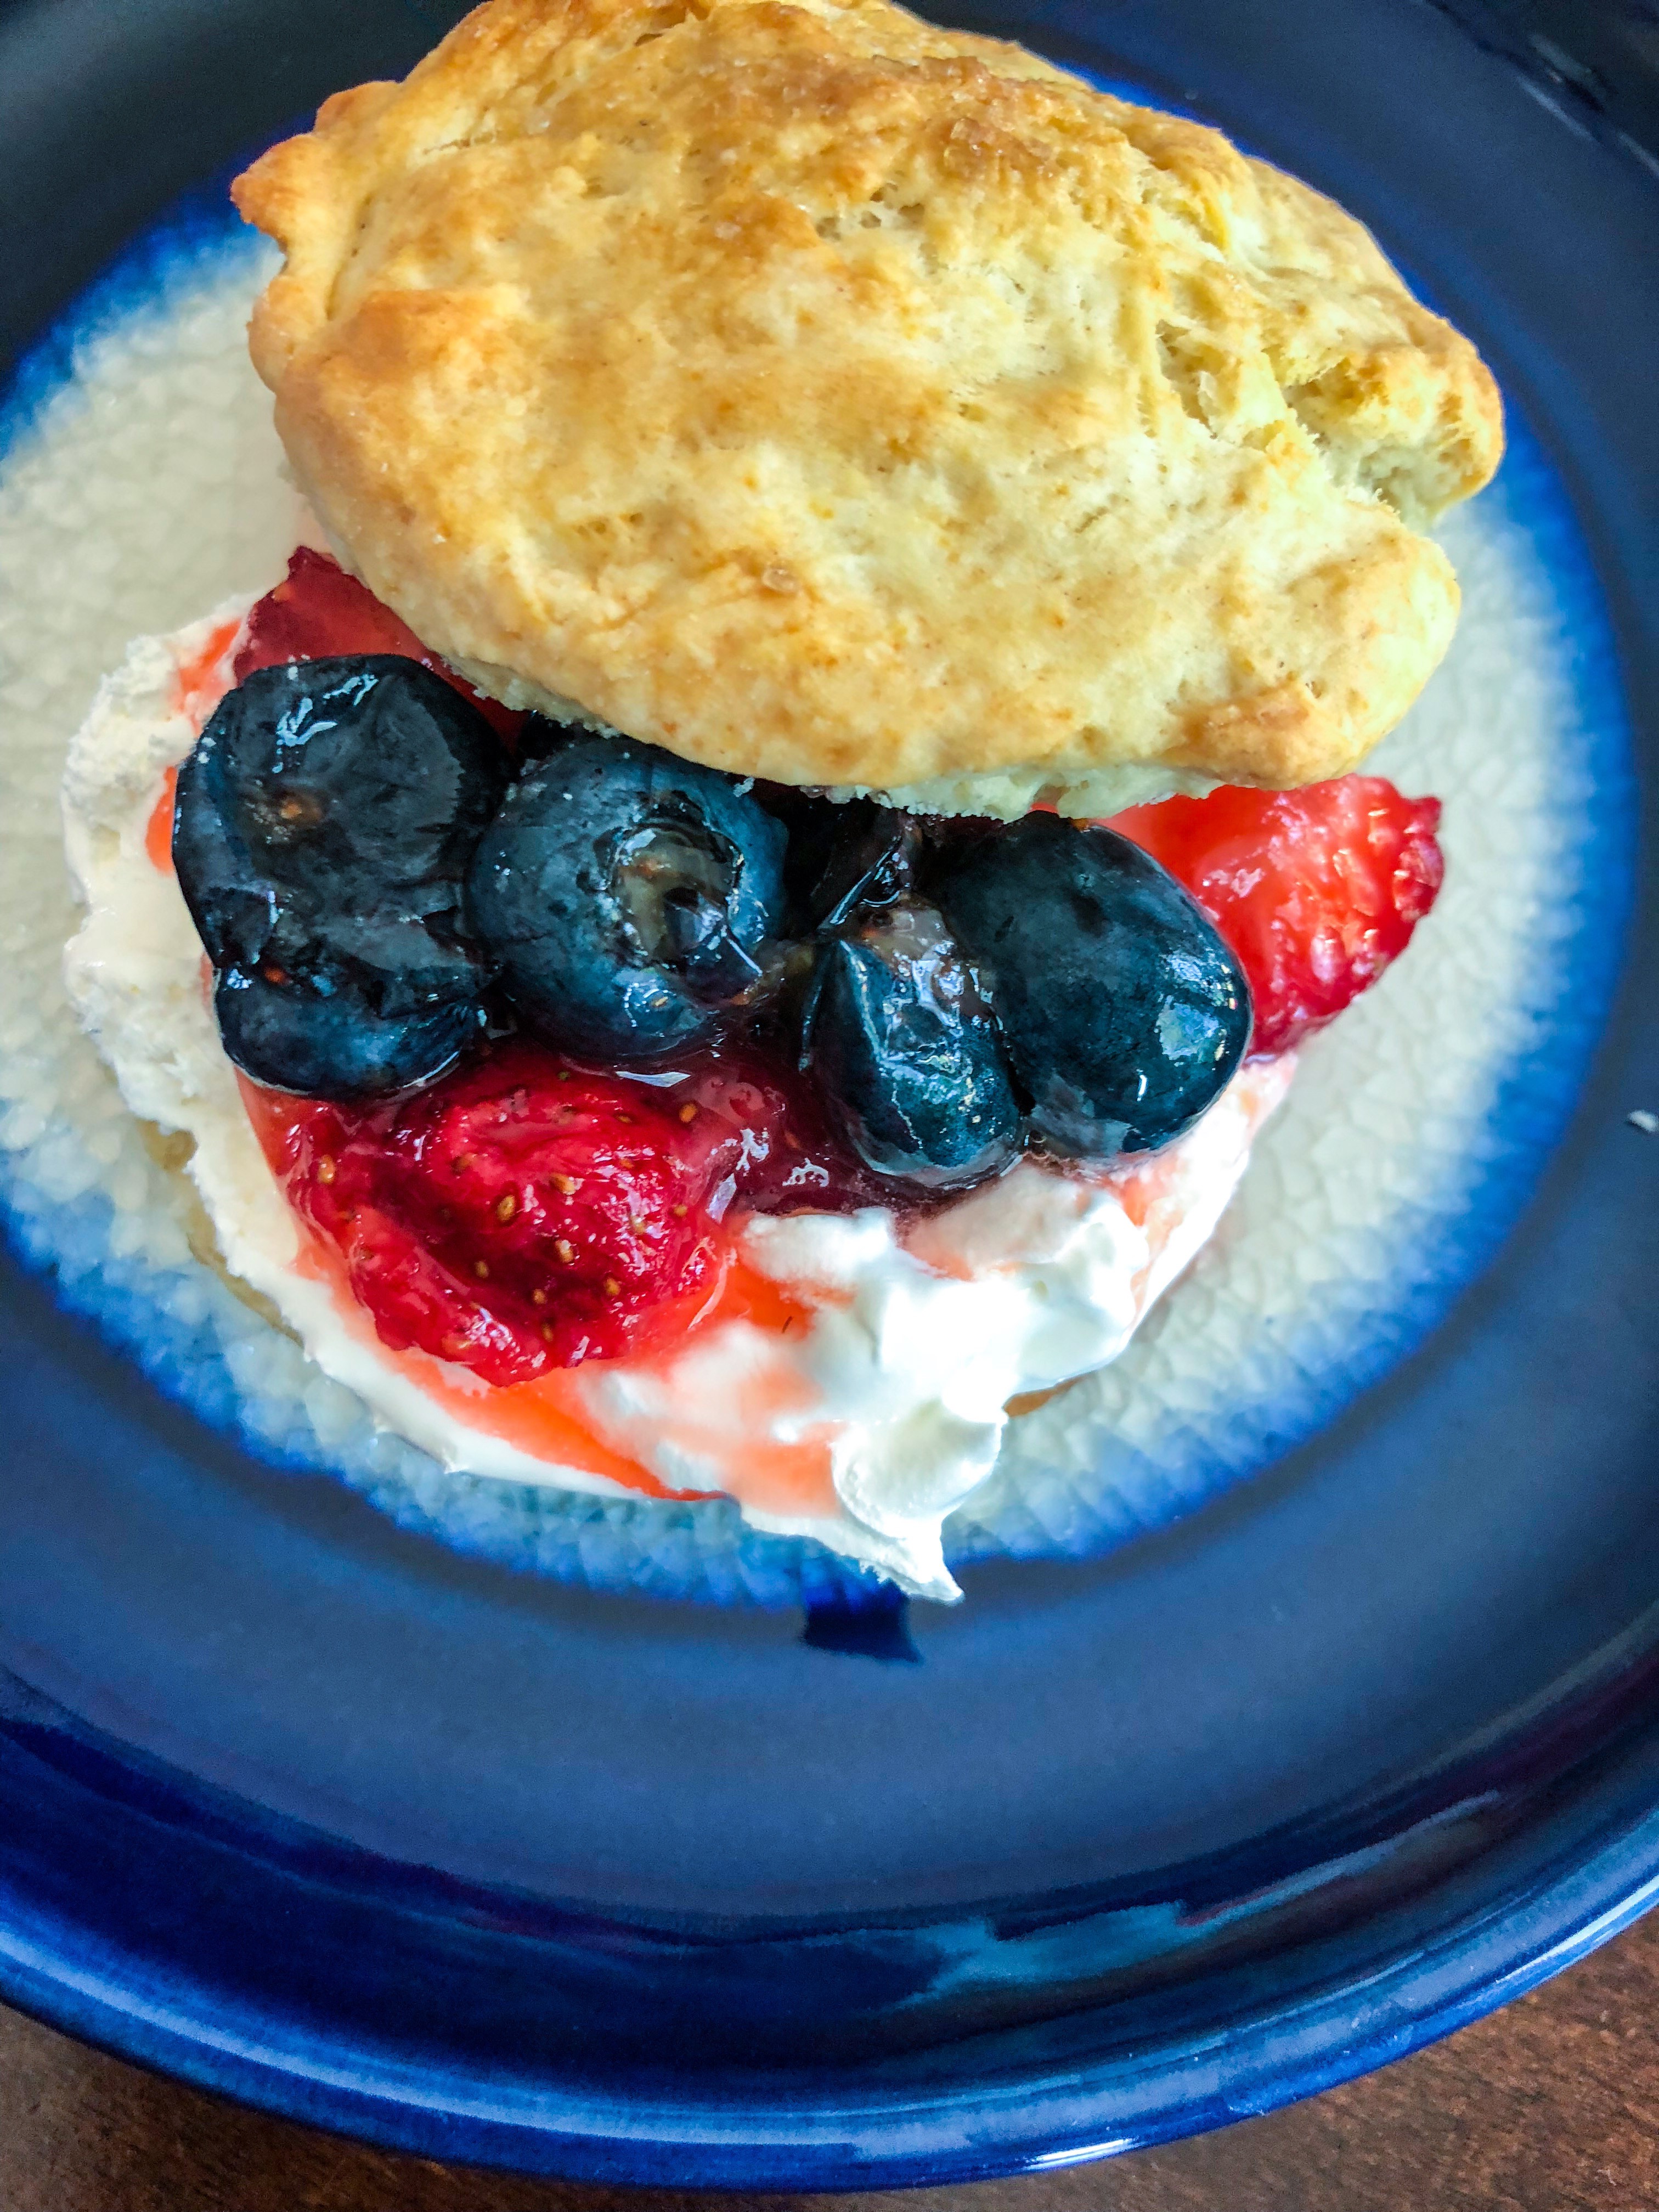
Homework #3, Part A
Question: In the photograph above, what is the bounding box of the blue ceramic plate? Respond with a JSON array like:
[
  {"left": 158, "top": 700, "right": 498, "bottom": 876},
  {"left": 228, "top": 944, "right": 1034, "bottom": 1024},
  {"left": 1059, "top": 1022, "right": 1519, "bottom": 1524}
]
[{"left": 2, "top": 0, "right": 1657, "bottom": 2190}]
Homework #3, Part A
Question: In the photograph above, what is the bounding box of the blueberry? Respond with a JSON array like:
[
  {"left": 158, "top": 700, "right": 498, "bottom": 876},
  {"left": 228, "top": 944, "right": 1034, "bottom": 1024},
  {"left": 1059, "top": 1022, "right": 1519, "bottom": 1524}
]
[
  {"left": 177, "top": 657, "right": 510, "bottom": 934},
  {"left": 173, "top": 656, "right": 508, "bottom": 1097},
  {"left": 930, "top": 814, "right": 1251, "bottom": 1159},
  {"left": 466, "top": 736, "right": 788, "bottom": 1058},
  {"left": 749, "top": 785, "right": 845, "bottom": 935},
  {"left": 740, "top": 789, "right": 922, "bottom": 940},
  {"left": 213, "top": 968, "right": 485, "bottom": 1100},
  {"left": 803, "top": 899, "right": 1021, "bottom": 1188},
  {"left": 812, "top": 803, "right": 921, "bottom": 927}
]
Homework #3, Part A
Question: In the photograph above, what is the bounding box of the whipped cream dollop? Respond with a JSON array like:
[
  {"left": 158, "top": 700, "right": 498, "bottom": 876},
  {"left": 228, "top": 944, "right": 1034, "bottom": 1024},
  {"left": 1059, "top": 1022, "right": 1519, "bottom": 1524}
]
[{"left": 61, "top": 610, "right": 1290, "bottom": 1599}]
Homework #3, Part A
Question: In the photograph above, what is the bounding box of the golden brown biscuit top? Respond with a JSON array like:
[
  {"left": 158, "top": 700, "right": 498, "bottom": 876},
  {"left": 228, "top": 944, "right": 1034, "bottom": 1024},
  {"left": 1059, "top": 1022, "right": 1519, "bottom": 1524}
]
[{"left": 234, "top": 0, "right": 1503, "bottom": 806}]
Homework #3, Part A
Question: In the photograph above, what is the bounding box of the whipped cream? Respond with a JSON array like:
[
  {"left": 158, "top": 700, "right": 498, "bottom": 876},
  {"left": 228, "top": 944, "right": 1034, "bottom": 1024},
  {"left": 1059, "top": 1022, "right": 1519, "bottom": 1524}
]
[{"left": 61, "top": 611, "right": 1290, "bottom": 1599}]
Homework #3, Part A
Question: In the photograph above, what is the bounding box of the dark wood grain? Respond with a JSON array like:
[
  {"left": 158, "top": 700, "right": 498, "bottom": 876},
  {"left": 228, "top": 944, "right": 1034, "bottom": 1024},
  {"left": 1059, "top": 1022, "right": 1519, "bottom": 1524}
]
[{"left": 4, "top": 1913, "right": 1658, "bottom": 2212}]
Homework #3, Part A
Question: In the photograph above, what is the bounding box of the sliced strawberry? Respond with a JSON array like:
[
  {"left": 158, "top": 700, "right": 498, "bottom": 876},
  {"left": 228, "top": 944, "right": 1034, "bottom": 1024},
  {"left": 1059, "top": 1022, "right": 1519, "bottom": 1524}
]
[
  {"left": 1109, "top": 777, "right": 1444, "bottom": 1056},
  {"left": 234, "top": 548, "right": 524, "bottom": 742},
  {"left": 284, "top": 1052, "right": 719, "bottom": 1382},
  {"left": 264, "top": 1040, "right": 847, "bottom": 1383}
]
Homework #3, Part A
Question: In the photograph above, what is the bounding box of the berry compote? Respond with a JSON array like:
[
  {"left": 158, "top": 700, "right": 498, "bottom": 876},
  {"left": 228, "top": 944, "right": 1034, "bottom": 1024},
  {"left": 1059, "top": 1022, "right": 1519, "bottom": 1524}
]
[{"left": 186, "top": 552, "right": 1447, "bottom": 1391}]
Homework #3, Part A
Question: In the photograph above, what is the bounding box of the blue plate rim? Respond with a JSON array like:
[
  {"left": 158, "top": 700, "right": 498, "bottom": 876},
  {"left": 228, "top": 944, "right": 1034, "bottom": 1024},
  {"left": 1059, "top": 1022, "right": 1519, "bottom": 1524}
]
[{"left": 3, "top": 1757, "right": 1659, "bottom": 2190}]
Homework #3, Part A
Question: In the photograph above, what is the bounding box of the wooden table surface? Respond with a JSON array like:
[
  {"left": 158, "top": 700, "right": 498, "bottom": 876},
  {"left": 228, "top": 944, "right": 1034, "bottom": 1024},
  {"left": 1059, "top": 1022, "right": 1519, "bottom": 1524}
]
[{"left": 4, "top": 1912, "right": 1658, "bottom": 2212}]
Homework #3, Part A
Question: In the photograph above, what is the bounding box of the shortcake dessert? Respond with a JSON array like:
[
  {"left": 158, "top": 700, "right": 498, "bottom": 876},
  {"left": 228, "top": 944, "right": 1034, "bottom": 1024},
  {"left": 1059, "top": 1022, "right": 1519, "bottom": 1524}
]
[{"left": 61, "top": 0, "right": 1499, "bottom": 1598}]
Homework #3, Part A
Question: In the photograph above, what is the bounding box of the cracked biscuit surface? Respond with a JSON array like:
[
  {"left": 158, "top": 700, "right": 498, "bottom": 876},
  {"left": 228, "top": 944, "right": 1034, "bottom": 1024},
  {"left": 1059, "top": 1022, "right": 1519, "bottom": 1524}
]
[{"left": 234, "top": 0, "right": 1503, "bottom": 810}]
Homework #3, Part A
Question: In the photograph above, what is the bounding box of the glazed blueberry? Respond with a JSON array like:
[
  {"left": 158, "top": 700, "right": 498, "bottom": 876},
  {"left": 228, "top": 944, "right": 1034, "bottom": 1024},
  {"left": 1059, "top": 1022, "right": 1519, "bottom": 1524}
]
[
  {"left": 466, "top": 735, "right": 788, "bottom": 1058},
  {"left": 930, "top": 813, "right": 1251, "bottom": 1159},
  {"left": 750, "top": 785, "right": 846, "bottom": 935},
  {"left": 176, "top": 657, "right": 510, "bottom": 940},
  {"left": 802, "top": 899, "right": 1021, "bottom": 1188},
  {"left": 173, "top": 656, "right": 510, "bottom": 1097},
  {"left": 213, "top": 967, "right": 485, "bottom": 1100},
  {"left": 812, "top": 803, "right": 921, "bottom": 927},
  {"left": 746, "top": 791, "right": 920, "bottom": 936}
]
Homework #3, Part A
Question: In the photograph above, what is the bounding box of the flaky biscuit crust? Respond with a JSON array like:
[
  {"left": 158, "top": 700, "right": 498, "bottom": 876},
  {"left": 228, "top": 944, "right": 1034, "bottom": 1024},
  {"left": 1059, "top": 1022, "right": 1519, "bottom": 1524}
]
[{"left": 234, "top": 0, "right": 1502, "bottom": 797}]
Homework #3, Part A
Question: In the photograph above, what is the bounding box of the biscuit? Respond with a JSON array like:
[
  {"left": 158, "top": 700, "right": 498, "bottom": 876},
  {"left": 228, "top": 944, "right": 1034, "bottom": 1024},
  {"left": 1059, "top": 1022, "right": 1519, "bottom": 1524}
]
[{"left": 234, "top": 0, "right": 1503, "bottom": 808}]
